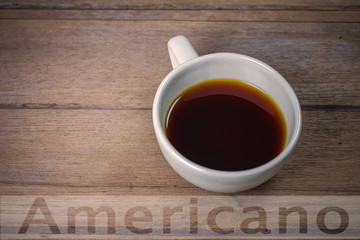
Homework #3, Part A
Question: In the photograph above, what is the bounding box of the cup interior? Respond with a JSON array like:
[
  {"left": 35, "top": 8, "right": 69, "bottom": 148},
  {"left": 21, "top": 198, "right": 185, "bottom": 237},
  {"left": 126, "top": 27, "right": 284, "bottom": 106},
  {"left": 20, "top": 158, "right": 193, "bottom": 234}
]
[{"left": 154, "top": 53, "right": 301, "bottom": 171}]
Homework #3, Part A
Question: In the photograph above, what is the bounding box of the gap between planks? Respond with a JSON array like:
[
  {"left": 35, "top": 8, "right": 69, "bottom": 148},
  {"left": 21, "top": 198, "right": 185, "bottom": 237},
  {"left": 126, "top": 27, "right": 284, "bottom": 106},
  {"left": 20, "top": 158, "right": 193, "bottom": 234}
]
[
  {"left": 0, "top": 10, "right": 360, "bottom": 23},
  {"left": 0, "top": 0, "right": 360, "bottom": 11},
  {"left": 0, "top": 104, "right": 359, "bottom": 112}
]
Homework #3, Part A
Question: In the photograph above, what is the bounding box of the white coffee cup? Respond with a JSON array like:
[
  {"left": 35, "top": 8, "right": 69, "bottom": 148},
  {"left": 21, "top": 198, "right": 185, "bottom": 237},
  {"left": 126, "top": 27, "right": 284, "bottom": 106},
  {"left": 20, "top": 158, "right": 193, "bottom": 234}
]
[{"left": 153, "top": 35, "right": 302, "bottom": 193}]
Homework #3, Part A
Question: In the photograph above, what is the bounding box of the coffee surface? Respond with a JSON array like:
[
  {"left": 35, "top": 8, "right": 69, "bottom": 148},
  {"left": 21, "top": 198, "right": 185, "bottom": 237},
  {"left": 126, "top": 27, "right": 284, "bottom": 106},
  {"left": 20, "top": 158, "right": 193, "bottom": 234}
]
[{"left": 165, "top": 79, "right": 287, "bottom": 171}]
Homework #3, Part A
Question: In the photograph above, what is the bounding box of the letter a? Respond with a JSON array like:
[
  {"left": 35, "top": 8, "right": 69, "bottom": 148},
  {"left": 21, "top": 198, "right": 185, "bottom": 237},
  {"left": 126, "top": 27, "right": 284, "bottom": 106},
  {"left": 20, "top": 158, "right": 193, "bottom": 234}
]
[{"left": 19, "top": 197, "right": 60, "bottom": 234}]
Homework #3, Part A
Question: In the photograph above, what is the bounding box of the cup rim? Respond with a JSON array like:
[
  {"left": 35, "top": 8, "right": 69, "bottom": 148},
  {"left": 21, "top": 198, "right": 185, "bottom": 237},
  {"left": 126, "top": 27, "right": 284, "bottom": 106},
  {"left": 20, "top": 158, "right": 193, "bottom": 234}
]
[{"left": 153, "top": 52, "right": 302, "bottom": 178}]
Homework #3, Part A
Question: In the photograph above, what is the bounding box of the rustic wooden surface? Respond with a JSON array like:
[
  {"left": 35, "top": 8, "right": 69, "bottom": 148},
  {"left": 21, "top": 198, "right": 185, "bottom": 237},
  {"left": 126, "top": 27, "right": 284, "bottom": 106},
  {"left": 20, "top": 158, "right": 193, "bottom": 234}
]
[{"left": 0, "top": 1, "right": 359, "bottom": 197}]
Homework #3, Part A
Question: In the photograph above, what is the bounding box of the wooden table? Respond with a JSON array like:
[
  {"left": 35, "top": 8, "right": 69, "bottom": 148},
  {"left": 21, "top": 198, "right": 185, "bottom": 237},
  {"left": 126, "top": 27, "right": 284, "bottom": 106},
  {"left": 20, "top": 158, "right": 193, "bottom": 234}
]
[{"left": 1, "top": 0, "right": 359, "bottom": 238}]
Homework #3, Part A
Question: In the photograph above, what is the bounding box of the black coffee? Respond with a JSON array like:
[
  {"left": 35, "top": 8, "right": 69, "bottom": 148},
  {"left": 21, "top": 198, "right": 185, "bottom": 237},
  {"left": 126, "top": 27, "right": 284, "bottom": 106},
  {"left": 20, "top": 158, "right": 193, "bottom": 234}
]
[{"left": 165, "top": 79, "right": 287, "bottom": 171}]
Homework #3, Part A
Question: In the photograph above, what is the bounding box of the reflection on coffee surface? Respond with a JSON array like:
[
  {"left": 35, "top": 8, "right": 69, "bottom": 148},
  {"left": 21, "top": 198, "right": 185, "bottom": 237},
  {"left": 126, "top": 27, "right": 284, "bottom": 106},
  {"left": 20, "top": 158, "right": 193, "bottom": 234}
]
[{"left": 165, "top": 79, "right": 287, "bottom": 171}]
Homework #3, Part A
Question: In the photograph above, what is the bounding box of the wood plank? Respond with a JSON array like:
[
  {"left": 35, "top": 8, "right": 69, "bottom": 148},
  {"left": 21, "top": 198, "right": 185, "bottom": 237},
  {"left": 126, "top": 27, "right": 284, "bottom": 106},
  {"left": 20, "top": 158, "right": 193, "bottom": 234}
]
[
  {"left": 1, "top": 9, "right": 360, "bottom": 22},
  {"left": 0, "top": 109, "right": 359, "bottom": 195},
  {"left": 1, "top": 196, "right": 359, "bottom": 238},
  {"left": 0, "top": 19, "right": 359, "bottom": 108},
  {"left": 0, "top": 0, "right": 359, "bottom": 10}
]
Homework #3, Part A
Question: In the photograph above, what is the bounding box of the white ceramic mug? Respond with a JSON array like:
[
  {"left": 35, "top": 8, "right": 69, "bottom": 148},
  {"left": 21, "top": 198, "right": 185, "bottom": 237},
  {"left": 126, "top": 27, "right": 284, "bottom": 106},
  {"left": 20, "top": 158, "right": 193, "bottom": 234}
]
[{"left": 153, "top": 35, "right": 302, "bottom": 193}]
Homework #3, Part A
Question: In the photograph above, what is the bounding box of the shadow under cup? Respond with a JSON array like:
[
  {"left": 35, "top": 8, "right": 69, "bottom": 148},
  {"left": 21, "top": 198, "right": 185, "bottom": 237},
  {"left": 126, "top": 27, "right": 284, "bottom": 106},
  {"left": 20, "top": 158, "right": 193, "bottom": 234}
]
[{"left": 153, "top": 52, "right": 302, "bottom": 192}]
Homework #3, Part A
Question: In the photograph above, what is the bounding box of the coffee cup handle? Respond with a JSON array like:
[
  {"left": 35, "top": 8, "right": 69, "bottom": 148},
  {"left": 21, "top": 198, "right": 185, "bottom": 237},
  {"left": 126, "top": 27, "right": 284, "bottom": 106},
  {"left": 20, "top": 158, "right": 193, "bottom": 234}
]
[{"left": 168, "top": 35, "right": 199, "bottom": 69}]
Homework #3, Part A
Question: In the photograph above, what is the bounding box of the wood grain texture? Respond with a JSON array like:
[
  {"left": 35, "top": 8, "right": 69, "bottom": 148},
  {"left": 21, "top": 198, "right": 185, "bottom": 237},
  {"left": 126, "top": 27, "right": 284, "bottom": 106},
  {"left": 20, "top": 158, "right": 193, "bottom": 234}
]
[
  {"left": 0, "top": 19, "right": 359, "bottom": 108},
  {"left": 0, "top": 110, "right": 359, "bottom": 195},
  {"left": 1, "top": 3, "right": 359, "bottom": 239},
  {"left": 0, "top": 1, "right": 359, "bottom": 201}
]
